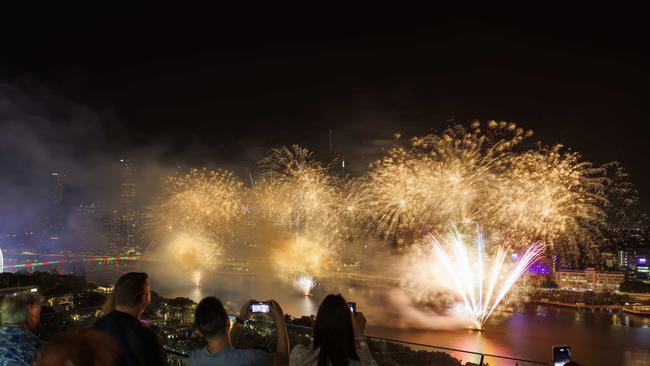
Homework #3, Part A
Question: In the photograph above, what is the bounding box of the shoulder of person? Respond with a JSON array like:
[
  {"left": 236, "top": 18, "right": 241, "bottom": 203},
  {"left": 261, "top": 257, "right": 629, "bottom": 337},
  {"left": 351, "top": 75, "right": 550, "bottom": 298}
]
[
  {"left": 292, "top": 344, "right": 310, "bottom": 351},
  {"left": 290, "top": 344, "right": 319, "bottom": 365},
  {"left": 237, "top": 348, "right": 273, "bottom": 358},
  {"left": 218, "top": 347, "right": 271, "bottom": 365},
  {"left": 189, "top": 347, "right": 204, "bottom": 360},
  {"left": 93, "top": 314, "right": 109, "bottom": 325},
  {"left": 139, "top": 326, "right": 164, "bottom": 350},
  {"left": 290, "top": 344, "right": 312, "bottom": 357},
  {"left": 93, "top": 311, "right": 121, "bottom": 327}
]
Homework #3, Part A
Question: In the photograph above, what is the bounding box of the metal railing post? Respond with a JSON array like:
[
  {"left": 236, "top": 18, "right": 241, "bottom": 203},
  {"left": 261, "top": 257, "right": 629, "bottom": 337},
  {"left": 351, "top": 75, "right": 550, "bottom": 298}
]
[{"left": 480, "top": 354, "right": 485, "bottom": 365}]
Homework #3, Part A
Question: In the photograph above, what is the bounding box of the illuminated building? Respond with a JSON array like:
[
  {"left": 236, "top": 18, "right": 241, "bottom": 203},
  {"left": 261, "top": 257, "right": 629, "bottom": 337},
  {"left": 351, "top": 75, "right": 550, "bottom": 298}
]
[
  {"left": 120, "top": 159, "right": 137, "bottom": 207},
  {"left": 618, "top": 247, "right": 650, "bottom": 280},
  {"left": 527, "top": 261, "right": 550, "bottom": 275},
  {"left": 73, "top": 203, "right": 110, "bottom": 249},
  {"left": 51, "top": 172, "right": 64, "bottom": 207},
  {"left": 601, "top": 252, "right": 617, "bottom": 270},
  {"left": 109, "top": 210, "right": 121, "bottom": 246},
  {"left": 555, "top": 268, "right": 625, "bottom": 291},
  {"left": 633, "top": 256, "right": 649, "bottom": 280},
  {"left": 43, "top": 172, "right": 66, "bottom": 246},
  {"left": 118, "top": 159, "right": 138, "bottom": 248}
]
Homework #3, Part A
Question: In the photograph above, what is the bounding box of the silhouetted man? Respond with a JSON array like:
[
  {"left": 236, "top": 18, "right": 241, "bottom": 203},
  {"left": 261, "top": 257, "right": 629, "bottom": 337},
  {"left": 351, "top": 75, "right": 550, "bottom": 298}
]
[{"left": 94, "top": 272, "right": 165, "bottom": 366}]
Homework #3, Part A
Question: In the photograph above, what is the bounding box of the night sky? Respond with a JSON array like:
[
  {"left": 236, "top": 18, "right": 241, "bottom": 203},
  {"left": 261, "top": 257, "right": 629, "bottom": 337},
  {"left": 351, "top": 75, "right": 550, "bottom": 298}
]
[{"left": 0, "top": 6, "right": 648, "bottom": 218}]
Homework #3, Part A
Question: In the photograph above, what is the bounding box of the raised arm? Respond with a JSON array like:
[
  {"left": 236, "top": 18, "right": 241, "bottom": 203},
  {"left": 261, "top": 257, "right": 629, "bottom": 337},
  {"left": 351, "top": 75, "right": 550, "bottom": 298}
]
[
  {"left": 230, "top": 299, "right": 253, "bottom": 349},
  {"left": 354, "top": 312, "right": 377, "bottom": 366},
  {"left": 269, "top": 299, "right": 290, "bottom": 366}
]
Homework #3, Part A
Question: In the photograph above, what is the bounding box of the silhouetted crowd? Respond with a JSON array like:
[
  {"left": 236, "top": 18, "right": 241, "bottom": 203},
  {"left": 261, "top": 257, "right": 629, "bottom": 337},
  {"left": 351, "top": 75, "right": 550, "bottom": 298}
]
[{"left": 0, "top": 272, "right": 378, "bottom": 366}]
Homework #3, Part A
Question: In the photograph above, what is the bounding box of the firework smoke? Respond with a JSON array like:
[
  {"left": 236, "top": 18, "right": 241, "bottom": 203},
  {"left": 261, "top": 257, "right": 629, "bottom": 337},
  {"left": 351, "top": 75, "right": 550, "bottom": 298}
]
[
  {"left": 148, "top": 232, "right": 223, "bottom": 286},
  {"left": 269, "top": 233, "right": 337, "bottom": 294}
]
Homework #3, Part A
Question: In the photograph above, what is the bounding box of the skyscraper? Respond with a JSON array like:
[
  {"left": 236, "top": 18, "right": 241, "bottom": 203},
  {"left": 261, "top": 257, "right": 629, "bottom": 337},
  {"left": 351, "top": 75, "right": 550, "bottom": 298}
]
[
  {"left": 43, "top": 172, "right": 66, "bottom": 248},
  {"left": 118, "top": 159, "right": 138, "bottom": 250},
  {"left": 50, "top": 172, "right": 64, "bottom": 208},
  {"left": 119, "top": 159, "right": 137, "bottom": 208}
]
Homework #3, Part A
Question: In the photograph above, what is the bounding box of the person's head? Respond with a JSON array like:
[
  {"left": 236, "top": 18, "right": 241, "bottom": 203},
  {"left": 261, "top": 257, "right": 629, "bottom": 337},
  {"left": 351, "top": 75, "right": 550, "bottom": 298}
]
[
  {"left": 1, "top": 293, "right": 42, "bottom": 330},
  {"left": 313, "top": 294, "right": 358, "bottom": 366},
  {"left": 194, "top": 296, "right": 229, "bottom": 341},
  {"left": 113, "top": 272, "right": 150, "bottom": 316},
  {"left": 36, "top": 329, "right": 117, "bottom": 366}
]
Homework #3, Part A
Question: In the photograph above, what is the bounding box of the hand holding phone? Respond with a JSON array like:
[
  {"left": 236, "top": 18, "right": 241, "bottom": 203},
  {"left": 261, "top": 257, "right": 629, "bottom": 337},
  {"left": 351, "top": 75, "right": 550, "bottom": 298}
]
[
  {"left": 347, "top": 302, "right": 356, "bottom": 313},
  {"left": 552, "top": 345, "right": 571, "bottom": 366},
  {"left": 353, "top": 311, "right": 366, "bottom": 338},
  {"left": 250, "top": 301, "right": 271, "bottom": 314},
  {"left": 239, "top": 300, "right": 254, "bottom": 321},
  {"left": 268, "top": 299, "right": 285, "bottom": 322}
]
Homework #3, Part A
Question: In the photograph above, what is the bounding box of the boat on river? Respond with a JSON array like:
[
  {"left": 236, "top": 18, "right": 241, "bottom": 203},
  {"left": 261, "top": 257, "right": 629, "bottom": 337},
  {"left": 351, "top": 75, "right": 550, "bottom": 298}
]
[{"left": 622, "top": 304, "right": 650, "bottom": 316}]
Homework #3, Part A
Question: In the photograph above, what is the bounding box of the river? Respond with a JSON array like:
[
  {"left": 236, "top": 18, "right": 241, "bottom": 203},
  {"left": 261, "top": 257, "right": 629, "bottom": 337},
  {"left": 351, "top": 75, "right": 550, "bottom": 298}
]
[{"left": 140, "top": 265, "right": 649, "bottom": 366}]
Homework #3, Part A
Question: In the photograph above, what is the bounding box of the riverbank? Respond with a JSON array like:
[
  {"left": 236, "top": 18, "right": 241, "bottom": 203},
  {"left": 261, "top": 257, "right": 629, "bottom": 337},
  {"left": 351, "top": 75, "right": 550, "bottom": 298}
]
[
  {"left": 531, "top": 300, "right": 622, "bottom": 310},
  {"left": 531, "top": 300, "right": 650, "bottom": 316}
]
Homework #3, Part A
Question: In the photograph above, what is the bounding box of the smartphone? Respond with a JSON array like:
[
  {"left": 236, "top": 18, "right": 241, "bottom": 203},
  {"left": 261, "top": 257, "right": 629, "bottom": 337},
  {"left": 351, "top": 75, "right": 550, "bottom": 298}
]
[
  {"left": 348, "top": 302, "right": 356, "bottom": 314},
  {"left": 250, "top": 301, "right": 271, "bottom": 314},
  {"left": 552, "top": 345, "right": 571, "bottom": 366}
]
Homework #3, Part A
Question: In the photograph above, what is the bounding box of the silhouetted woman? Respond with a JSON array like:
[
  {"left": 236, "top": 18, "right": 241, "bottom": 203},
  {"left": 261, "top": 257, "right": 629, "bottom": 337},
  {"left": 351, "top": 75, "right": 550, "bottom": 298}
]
[{"left": 289, "top": 294, "right": 377, "bottom": 366}]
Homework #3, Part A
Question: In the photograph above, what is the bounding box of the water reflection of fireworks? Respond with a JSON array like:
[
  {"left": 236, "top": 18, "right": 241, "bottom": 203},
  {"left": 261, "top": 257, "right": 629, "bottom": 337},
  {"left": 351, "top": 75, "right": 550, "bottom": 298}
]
[{"left": 192, "top": 271, "right": 202, "bottom": 288}]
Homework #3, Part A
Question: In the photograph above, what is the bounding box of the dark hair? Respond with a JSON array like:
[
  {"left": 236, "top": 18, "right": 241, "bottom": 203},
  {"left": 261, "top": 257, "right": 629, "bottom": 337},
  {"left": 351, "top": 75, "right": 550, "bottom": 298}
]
[
  {"left": 114, "top": 272, "right": 148, "bottom": 307},
  {"left": 313, "top": 294, "right": 359, "bottom": 366},
  {"left": 194, "top": 296, "right": 228, "bottom": 340}
]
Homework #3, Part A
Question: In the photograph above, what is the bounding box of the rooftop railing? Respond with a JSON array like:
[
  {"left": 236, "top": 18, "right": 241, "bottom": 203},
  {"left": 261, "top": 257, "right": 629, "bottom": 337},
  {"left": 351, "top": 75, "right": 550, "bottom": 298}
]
[
  {"left": 35, "top": 307, "right": 548, "bottom": 366},
  {"left": 162, "top": 323, "right": 549, "bottom": 366},
  {"left": 38, "top": 309, "right": 548, "bottom": 365}
]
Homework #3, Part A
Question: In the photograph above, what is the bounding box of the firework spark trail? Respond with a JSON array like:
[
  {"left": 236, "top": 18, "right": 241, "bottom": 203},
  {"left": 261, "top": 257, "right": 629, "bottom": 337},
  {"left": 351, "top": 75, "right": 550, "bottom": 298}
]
[
  {"left": 142, "top": 168, "right": 244, "bottom": 284},
  {"left": 161, "top": 168, "right": 244, "bottom": 235},
  {"left": 360, "top": 122, "right": 529, "bottom": 241},
  {"left": 255, "top": 145, "right": 341, "bottom": 232},
  {"left": 293, "top": 275, "right": 317, "bottom": 296},
  {"left": 145, "top": 168, "right": 244, "bottom": 245},
  {"left": 255, "top": 146, "right": 344, "bottom": 293},
  {"left": 428, "top": 227, "right": 546, "bottom": 329},
  {"left": 360, "top": 121, "right": 627, "bottom": 264}
]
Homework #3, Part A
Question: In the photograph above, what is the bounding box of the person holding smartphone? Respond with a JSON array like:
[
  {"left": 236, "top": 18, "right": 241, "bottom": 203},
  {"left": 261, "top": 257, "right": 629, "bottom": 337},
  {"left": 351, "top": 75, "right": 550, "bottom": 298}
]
[
  {"left": 290, "top": 294, "right": 377, "bottom": 366},
  {"left": 190, "top": 297, "right": 289, "bottom": 366}
]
